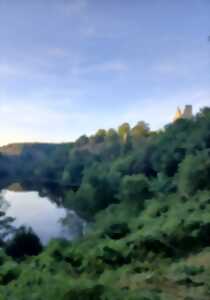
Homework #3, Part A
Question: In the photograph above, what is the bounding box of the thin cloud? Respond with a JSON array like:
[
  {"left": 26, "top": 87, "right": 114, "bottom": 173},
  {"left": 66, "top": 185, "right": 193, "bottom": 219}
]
[
  {"left": 73, "top": 61, "right": 128, "bottom": 75},
  {"left": 0, "top": 63, "right": 24, "bottom": 78},
  {"left": 0, "top": 62, "right": 47, "bottom": 81},
  {"left": 153, "top": 50, "right": 210, "bottom": 78},
  {"left": 58, "top": 0, "right": 88, "bottom": 16},
  {"left": 96, "top": 62, "right": 128, "bottom": 72},
  {"left": 81, "top": 25, "right": 96, "bottom": 38},
  {"left": 155, "top": 62, "right": 182, "bottom": 75},
  {"left": 48, "top": 48, "right": 68, "bottom": 58},
  {"left": 1, "top": 88, "right": 209, "bottom": 146},
  {"left": 0, "top": 98, "right": 91, "bottom": 145}
]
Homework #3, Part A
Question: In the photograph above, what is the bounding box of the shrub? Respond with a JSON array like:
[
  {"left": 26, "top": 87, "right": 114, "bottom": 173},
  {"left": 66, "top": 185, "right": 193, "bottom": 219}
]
[
  {"left": 119, "top": 174, "right": 153, "bottom": 206},
  {"left": 63, "top": 284, "right": 105, "bottom": 300},
  {"left": 103, "top": 223, "right": 130, "bottom": 240},
  {"left": 99, "top": 246, "right": 131, "bottom": 267},
  {"left": 178, "top": 151, "right": 210, "bottom": 196},
  {"left": 0, "top": 262, "right": 20, "bottom": 285},
  {"left": 5, "top": 227, "right": 43, "bottom": 260}
]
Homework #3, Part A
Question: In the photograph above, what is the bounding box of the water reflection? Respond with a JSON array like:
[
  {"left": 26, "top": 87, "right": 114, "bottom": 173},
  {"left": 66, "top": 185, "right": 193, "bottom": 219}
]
[{"left": 0, "top": 182, "right": 85, "bottom": 245}]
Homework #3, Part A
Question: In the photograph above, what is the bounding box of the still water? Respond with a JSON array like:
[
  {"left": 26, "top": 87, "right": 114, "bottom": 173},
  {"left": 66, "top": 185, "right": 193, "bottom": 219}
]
[{"left": 0, "top": 183, "right": 85, "bottom": 244}]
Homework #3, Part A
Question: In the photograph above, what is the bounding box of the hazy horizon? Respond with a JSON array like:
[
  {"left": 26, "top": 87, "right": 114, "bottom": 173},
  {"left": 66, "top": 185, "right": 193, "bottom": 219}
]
[
  {"left": 0, "top": 103, "right": 207, "bottom": 147},
  {"left": 0, "top": 0, "right": 210, "bottom": 145}
]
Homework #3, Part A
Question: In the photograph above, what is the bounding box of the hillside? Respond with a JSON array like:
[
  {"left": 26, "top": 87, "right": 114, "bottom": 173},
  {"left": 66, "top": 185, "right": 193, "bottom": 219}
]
[
  {"left": 0, "top": 142, "right": 71, "bottom": 183},
  {"left": 0, "top": 143, "right": 60, "bottom": 156},
  {"left": 0, "top": 107, "right": 210, "bottom": 299},
  {"left": 0, "top": 142, "right": 69, "bottom": 157}
]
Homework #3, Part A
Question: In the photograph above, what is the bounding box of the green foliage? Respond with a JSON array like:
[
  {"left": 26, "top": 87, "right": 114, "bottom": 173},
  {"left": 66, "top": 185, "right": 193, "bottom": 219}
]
[
  {"left": 106, "top": 129, "right": 119, "bottom": 142},
  {"left": 151, "top": 173, "right": 175, "bottom": 195},
  {"left": 63, "top": 282, "right": 105, "bottom": 300},
  {"left": 119, "top": 174, "right": 153, "bottom": 206},
  {"left": 72, "top": 183, "right": 97, "bottom": 214},
  {"left": 62, "top": 149, "right": 95, "bottom": 185},
  {"left": 6, "top": 227, "right": 43, "bottom": 260},
  {"left": 118, "top": 122, "right": 130, "bottom": 142},
  {"left": 75, "top": 135, "right": 89, "bottom": 147},
  {"left": 131, "top": 121, "right": 150, "bottom": 146},
  {"left": 0, "top": 195, "right": 15, "bottom": 240},
  {"left": 70, "top": 164, "right": 121, "bottom": 215},
  {"left": 103, "top": 223, "right": 130, "bottom": 240},
  {"left": 102, "top": 129, "right": 121, "bottom": 160},
  {"left": 178, "top": 151, "right": 210, "bottom": 196},
  {"left": 0, "top": 261, "right": 20, "bottom": 285}
]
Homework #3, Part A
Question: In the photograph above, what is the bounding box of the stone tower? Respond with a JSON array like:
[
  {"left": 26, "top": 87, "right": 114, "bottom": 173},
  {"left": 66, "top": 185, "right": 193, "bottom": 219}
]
[
  {"left": 174, "top": 107, "right": 182, "bottom": 122},
  {"left": 182, "top": 105, "right": 193, "bottom": 119},
  {"left": 173, "top": 105, "right": 193, "bottom": 122}
]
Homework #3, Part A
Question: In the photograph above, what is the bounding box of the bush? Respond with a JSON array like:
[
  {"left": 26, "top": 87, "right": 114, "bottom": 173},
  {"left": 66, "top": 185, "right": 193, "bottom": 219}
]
[
  {"left": 99, "top": 246, "right": 131, "bottom": 267},
  {"left": 119, "top": 174, "right": 153, "bottom": 206},
  {"left": 0, "top": 262, "right": 20, "bottom": 285},
  {"left": 5, "top": 227, "right": 43, "bottom": 260},
  {"left": 178, "top": 151, "right": 210, "bottom": 196},
  {"left": 63, "top": 283, "right": 105, "bottom": 300},
  {"left": 103, "top": 223, "right": 130, "bottom": 240}
]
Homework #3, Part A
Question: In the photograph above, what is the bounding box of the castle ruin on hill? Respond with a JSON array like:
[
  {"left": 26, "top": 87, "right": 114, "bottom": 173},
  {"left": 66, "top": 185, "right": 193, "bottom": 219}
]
[{"left": 173, "top": 105, "right": 193, "bottom": 122}]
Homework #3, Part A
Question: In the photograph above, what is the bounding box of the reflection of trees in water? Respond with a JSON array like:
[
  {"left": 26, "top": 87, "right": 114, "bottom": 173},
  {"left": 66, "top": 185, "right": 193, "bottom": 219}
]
[
  {"left": 0, "top": 180, "right": 85, "bottom": 241},
  {"left": 20, "top": 181, "right": 68, "bottom": 207},
  {"left": 0, "top": 192, "right": 15, "bottom": 240},
  {"left": 59, "top": 211, "right": 86, "bottom": 240},
  {"left": 5, "top": 180, "right": 67, "bottom": 207},
  {"left": 1, "top": 179, "right": 76, "bottom": 210},
  {"left": 6, "top": 182, "right": 24, "bottom": 192}
]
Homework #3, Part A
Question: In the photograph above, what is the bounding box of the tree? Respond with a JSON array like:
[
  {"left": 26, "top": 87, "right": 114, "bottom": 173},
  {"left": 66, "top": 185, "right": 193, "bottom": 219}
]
[
  {"left": 62, "top": 149, "right": 95, "bottom": 185},
  {"left": 91, "top": 129, "right": 107, "bottom": 144},
  {"left": 106, "top": 129, "right": 119, "bottom": 142},
  {"left": 0, "top": 195, "right": 15, "bottom": 242},
  {"left": 151, "top": 173, "right": 175, "bottom": 195},
  {"left": 102, "top": 129, "right": 121, "bottom": 160},
  {"left": 118, "top": 123, "right": 130, "bottom": 143},
  {"left": 82, "top": 163, "right": 121, "bottom": 212},
  {"left": 6, "top": 227, "right": 43, "bottom": 259},
  {"left": 74, "top": 183, "right": 96, "bottom": 215},
  {"left": 75, "top": 135, "right": 89, "bottom": 147},
  {"left": 131, "top": 121, "right": 150, "bottom": 145},
  {"left": 72, "top": 163, "right": 121, "bottom": 215},
  {"left": 178, "top": 151, "right": 210, "bottom": 196},
  {"left": 119, "top": 174, "right": 152, "bottom": 206},
  {"left": 129, "top": 143, "right": 156, "bottom": 177}
]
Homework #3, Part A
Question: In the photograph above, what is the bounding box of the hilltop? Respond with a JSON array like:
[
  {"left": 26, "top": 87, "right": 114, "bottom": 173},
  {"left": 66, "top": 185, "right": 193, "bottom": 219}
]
[{"left": 0, "top": 142, "right": 69, "bottom": 157}]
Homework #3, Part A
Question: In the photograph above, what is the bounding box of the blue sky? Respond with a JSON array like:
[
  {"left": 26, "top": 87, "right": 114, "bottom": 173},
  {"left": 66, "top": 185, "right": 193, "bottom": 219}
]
[{"left": 0, "top": 0, "right": 210, "bottom": 145}]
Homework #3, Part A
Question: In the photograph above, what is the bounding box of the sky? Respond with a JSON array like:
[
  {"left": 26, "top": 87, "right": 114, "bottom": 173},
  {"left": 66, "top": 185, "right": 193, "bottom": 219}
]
[{"left": 0, "top": 0, "right": 210, "bottom": 145}]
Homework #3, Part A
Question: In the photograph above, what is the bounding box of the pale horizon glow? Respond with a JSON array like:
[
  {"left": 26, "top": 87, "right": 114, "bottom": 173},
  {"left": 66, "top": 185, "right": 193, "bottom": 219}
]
[{"left": 0, "top": 0, "right": 210, "bottom": 146}]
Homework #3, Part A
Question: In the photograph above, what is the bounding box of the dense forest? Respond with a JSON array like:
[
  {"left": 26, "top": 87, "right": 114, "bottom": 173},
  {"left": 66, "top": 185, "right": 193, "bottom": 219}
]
[{"left": 1, "top": 107, "right": 210, "bottom": 299}]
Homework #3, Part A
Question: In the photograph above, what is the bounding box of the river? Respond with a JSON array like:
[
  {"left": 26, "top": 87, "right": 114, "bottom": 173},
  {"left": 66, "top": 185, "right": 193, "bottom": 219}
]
[{"left": 0, "top": 182, "right": 85, "bottom": 245}]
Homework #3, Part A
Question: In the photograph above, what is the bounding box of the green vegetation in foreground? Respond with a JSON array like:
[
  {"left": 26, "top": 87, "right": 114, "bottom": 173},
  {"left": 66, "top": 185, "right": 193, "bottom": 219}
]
[{"left": 1, "top": 107, "right": 210, "bottom": 299}]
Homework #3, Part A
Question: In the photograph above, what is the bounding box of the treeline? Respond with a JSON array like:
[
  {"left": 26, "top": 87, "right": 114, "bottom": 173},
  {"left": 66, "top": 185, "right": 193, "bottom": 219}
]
[
  {"left": 0, "top": 120, "right": 152, "bottom": 184},
  {"left": 1, "top": 107, "right": 210, "bottom": 216},
  {"left": 60, "top": 107, "right": 210, "bottom": 216},
  {"left": 0, "top": 143, "right": 70, "bottom": 182}
]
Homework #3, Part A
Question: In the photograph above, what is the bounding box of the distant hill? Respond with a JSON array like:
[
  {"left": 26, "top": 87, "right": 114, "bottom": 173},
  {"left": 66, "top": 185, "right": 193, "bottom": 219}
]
[
  {"left": 0, "top": 143, "right": 67, "bottom": 156},
  {"left": 0, "top": 142, "right": 71, "bottom": 183}
]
